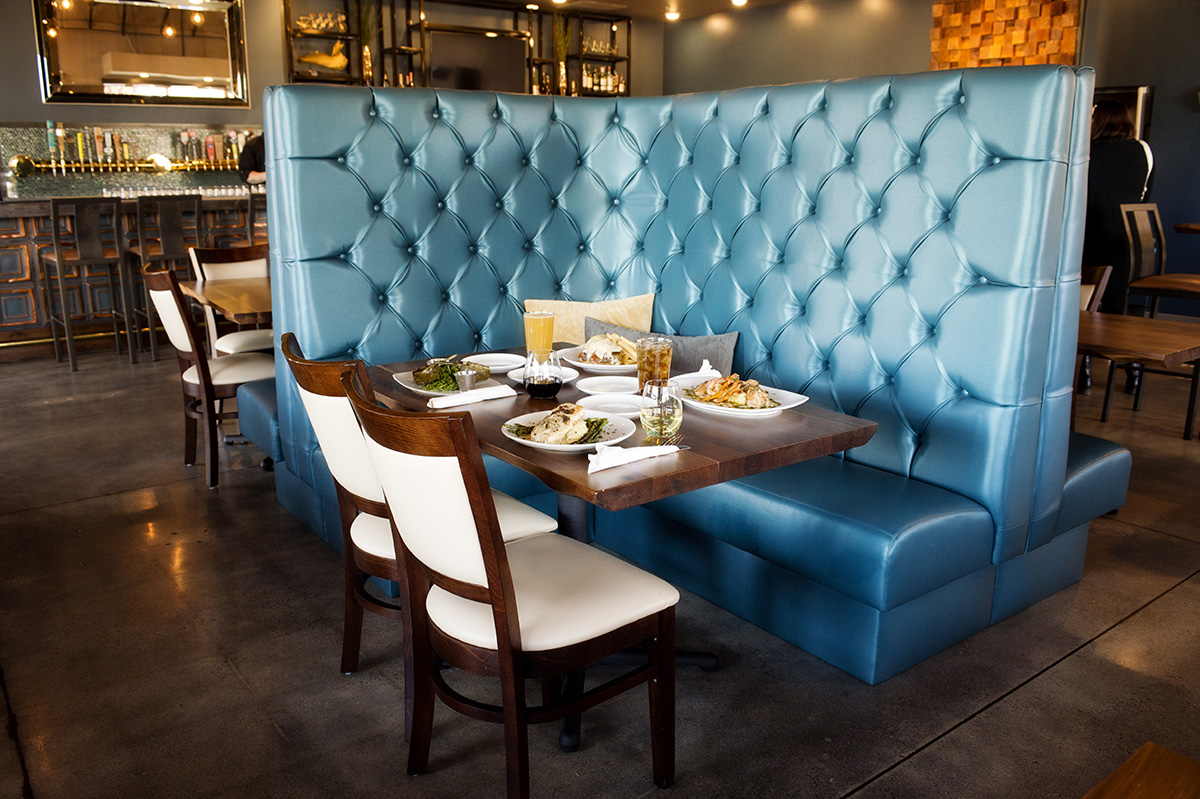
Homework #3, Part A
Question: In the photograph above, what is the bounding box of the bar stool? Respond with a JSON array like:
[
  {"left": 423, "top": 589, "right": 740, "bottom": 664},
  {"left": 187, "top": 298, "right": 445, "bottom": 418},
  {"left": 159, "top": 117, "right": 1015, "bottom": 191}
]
[
  {"left": 245, "top": 190, "right": 268, "bottom": 246},
  {"left": 128, "top": 194, "right": 206, "bottom": 361},
  {"left": 38, "top": 197, "right": 138, "bottom": 371}
]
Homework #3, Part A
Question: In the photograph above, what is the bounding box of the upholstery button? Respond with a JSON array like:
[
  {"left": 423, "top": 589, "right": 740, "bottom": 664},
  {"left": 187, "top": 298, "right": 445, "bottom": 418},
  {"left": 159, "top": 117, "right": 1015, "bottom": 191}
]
[
  {"left": 436, "top": 201, "right": 445, "bottom": 210},
  {"left": 889, "top": 376, "right": 896, "bottom": 384},
  {"left": 431, "top": 111, "right": 440, "bottom": 118},
  {"left": 991, "top": 157, "right": 1001, "bottom": 165},
  {"left": 468, "top": 245, "right": 478, "bottom": 254},
  {"left": 368, "top": 108, "right": 376, "bottom": 117},
  {"left": 524, "top": 241, "right": 533, "bottom": 251},
  {"left": 474, "top": 333, "right": 482, "bottom": 341},
  {"left": 642, "top": 158, "right": 649, "bottom": 166},
  {"left": 686, "top": 155, "right": 694, "bottom": 164},
  {"left": 960, "top": 388, "right": 970, "bottom": 397},
  {"left": 496, "top": 200, "right": 504, "bottom": 209},
  {"left": 612, "top": 115, "right": 620, "bottom": 124},
  {"left": 465, "top": 156, "right": 473, "bottom": 165},
  {"left": 373, "top": 204, "right": 381, "bottom": 212},
  {"left": 979, "top": 276, "right": 988, "bottom": 284},
  {"left": 612, "top": 198, "right": 620, "bottom": 206},
  {"left": 403, "top": 157, "right": 412, "bottom": 165},
  {"left": 492, "top": 111, "right": 500, "bottom": 119},
  {"left": 337, "top": 156, "right": 345, "bottom": 164},
  {"left": 554, "top": 283, "right": 562, "bottom": 291},
  {"left": 378, "top": 294, "right": 386, "bottom": 303},
  {"left": 913, "top": 156, "right": 921, "bottom": 165},
  {"left": 407, "top": 246, "right": 414, "bottom": 255},
  {"left": 415, "top": 340, "right": 423, "bottom": 350},
  {"left": 958, "top": 95, "right": 966, "bottom": 105},
  {"left": 733, "top": 155, "right": 740, "bottom": 164},
  {"left": 441, "top": 292, "right": 449, "bottom": 301},
  {"left": 578, "top": 243, "right": 587, "bottom": 252},
  {"left": 928, "top": 326, "right": 937, "bottom": 337},
  {"left": 521, "top": 157, "right": 529, "bottom": 166},
  {"left": 859, "top": 315, "right": 867, "bottom": 325},
  {"left": 499, "top": 286, "right": 507, "bottom": 295},
  {"left": 576, "top": 158, "right": 584, "bottom": 166},
  {"left": 550, "top": 199, "right": 558, "bottom": 208},
  {"left": 874, "top": 207, "right": 882, "bottom": 216},
  {"left": 609, "top": 280, "right": 616, "bottom": 287},
  {"left": 846, "top": 155, "right": 854, "bottom": 164}
]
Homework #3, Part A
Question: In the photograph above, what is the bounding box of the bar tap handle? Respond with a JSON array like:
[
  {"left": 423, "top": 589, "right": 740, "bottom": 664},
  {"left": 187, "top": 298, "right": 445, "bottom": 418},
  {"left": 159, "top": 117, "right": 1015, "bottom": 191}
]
[
  {"left": 93, "top": 129, "right": 105, "bottom": 172},
  {"left": 46, "top": 121, "right": 56, "bottom": 174}
]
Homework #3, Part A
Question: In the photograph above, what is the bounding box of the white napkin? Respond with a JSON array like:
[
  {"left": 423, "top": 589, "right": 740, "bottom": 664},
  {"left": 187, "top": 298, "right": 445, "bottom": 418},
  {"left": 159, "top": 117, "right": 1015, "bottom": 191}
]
[
  {"left": 427, "top": 384, "right": 517, "bottom": 409},
  {"left": 587, "top": 443, "right": 680, "bottom": 474},
  {"left": 674, "top": 358, "right": 721, "bottom": 383}
]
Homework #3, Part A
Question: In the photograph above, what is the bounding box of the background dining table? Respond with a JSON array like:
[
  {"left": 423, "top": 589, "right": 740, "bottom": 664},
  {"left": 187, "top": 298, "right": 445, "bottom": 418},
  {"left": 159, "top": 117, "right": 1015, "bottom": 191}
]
[{"left": 178, "top": 276, "right": 272, "bottom": 326}]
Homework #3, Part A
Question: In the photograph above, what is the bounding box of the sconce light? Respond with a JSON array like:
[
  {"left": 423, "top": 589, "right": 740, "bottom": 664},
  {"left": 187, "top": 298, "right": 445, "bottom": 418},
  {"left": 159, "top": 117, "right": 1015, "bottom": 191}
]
[
  {"left": 46, "top": 26, "right": 58, "bottom": 37},
  {"left": 732, "top": 0, "right": 747, "bottom": 5},
  {"left": 665, "top": 9, "right": 680, "bottom": 20},
  {"left": 163, "top": 24, "right": 177, "bottom": 37},
  {"left": 191, "top": 11, "right": 204, "bottom": 25}
]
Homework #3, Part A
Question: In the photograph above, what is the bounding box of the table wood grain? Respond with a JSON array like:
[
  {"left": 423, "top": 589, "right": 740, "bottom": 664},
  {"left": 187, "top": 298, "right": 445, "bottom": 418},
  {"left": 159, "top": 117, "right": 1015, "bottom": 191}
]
[
  {"left": 368, "top": 357, "right": 877, "bottom": 513},
  {"left": 179, "top": 277, "right": 271, "bottom": 326},
  {"left": 1082, "top": 742, "right": 1200, "bottom": 799},
  {"left": 1174, "top": 222, "right": 1200, "bottom": 236},
  {"left": 1078, "top": 312, "right": 1200, "bottom": 368}
]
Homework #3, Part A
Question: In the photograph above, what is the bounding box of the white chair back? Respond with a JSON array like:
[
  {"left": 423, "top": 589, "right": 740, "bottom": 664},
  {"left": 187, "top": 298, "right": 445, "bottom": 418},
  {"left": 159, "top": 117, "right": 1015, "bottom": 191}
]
[
  {"left": 363, "top": 439, "right": 488, "bottom": 587},
  {"left": 295, "top": 386, "right": 385, "bottom": 504},
  {"left": 147, "top": 285, "right": 193, "bottom": 355},
  {"left": 190, "top": 249, "right": 269, "bottom": 281}
]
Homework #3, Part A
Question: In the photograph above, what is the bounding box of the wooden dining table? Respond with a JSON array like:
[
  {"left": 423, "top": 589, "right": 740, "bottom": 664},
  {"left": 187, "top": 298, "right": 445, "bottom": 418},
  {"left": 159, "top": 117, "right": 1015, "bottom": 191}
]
[
  {"left": 368, "top": 354, "right": 878, "bottom": 542},
  {"left": 1077, "top": 311, "right": 1200, "bottom": 439},
  {"left": 178, "top": 276, "right": 272, "bottom": 326}
]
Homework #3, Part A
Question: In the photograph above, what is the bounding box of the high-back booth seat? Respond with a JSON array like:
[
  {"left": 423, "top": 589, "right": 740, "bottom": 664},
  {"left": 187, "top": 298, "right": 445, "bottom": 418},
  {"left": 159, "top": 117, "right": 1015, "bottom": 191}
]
[{"left": 263, "top": 65, "right": 1132, "bottom": 683}]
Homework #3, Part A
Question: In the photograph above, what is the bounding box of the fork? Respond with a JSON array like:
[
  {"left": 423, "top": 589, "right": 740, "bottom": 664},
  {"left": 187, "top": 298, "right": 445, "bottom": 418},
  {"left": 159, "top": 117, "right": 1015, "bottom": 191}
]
[{"left": 647, "top": 432, "right": 684, "bottom": 448}]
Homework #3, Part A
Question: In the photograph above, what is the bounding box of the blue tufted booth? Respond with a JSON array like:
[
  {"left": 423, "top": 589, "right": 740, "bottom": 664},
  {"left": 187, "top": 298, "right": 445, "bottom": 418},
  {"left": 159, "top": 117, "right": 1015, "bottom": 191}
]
[{"left": 262, "top": 65, "right": 1131, "bottom": 683}]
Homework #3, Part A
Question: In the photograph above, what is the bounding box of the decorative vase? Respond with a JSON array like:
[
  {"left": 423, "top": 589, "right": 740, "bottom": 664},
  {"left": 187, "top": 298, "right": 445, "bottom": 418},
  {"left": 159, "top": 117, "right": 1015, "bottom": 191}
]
[
  {"left": 362, "top": 44, "right": 374, "bottom": 86},
  {"left": 558, "top": 61, "right": 568, "bottom": 96}
]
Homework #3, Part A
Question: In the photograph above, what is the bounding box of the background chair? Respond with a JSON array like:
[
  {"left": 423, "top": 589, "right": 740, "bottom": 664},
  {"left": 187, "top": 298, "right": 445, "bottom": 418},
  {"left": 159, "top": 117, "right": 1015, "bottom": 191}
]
[
  {"left": 1094, "top": 205, "right": 1200, "bottom": 435},
  {"left": 280, "top": 333, "right": 557, "bottom": 732},
  {"left": 129, "top": 194, "right": 206, "bottom": 361},
  {"left": 144, "top": 265, "right": 274, "bottom": 488},
  {"left": 189, "top": 245, "right": 274, "bottom": 358},
  {"left": 1075, "top": 266, "right": 1112, "bottom": 407},
  {"left": 1122, "top": 203, "right": 1200, "bottom": 317},
  {"left": 38, "top": 197, "right": 138, "bottom": 371},
  {"left": 346, "top": 377, "right": 678, "bottom": 799}
]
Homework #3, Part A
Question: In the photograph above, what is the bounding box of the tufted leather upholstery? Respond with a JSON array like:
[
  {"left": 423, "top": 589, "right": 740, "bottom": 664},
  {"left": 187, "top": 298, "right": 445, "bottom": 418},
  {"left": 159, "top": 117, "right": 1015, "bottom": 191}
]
[{"left": 265, "top": 67, "right": 1125, "bottom": 681}]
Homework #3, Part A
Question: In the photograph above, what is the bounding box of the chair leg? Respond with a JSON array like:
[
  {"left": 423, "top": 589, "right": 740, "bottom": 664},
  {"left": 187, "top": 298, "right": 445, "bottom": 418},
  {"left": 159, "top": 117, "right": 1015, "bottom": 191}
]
[
  {"left": 53, "top": 261, "right": 78, "bottom": 371},
  {"left": 502, "top": 681, "right": 530, "bottom": 799},
  {"left": 649, "top": 607, "right": 676, "bottom": 789},
  {"left": 1132, "top": 365, "right": 1146, "bottom": 412},
  {"left": 1185, "top": 362, "right": 1200, "bottom": 441},
  {"left": 183, "top": 399, "right": 199, "bottom": 466},
  {"left": 1101, "top": 360, "right": 1117, "bottom": 422},
  {"left": 118, "top": 261, "right": 139, "bottom": 364},
  {"left": 144, "top": 283, "right": 160, "bottom": 361},
  {"left": 406, "top": 646, "right": 436, "bottom": 776},
  {"left": 203, "top": 398, "right": 220, "bottom": 488},
  {"left": 341, "top": 574, "right": 365, "bottom": 674},
  {"left": 35, "top": 264, "right": 62, "bottom": 365},
  {"left": 558, "top": 670, "right": 584, "bottom": 752}
]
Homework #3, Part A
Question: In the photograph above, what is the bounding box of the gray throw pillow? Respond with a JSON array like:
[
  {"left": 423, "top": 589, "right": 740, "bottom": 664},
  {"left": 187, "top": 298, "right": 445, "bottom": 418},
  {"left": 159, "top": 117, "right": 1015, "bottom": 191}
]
[{"left": 583, "top": 317, "right": 738, "bottom": 376}]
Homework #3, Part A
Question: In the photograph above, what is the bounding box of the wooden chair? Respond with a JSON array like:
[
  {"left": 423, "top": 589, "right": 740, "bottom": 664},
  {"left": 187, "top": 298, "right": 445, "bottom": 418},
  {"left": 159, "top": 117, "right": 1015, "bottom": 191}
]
[
  {"left": 129, "top": 194, "right": 206, "bottom": 361},
  {"left": 280, "top": 333, "right": 557, "bottom": 727},
  {"left": 344, "top": 374, "right": 679, "bottom": 799},
  {"left": 144, "top": 265, "right": 274, "bottom": 488},
  {"left": 1075, "top": 266, "right": 1113, "bottom": 410},
  {"left": 1123, "top": 203, "right": 1200, "bottom": 316},
  {"left": 38, "top": 197, "right": 138, "bottom": 371},
  {"left": 189, "top": 245, "right": 274, "bottom": 357},
  {"left": 1096, "top": 206, "right": 1200, "bottom": 434}
]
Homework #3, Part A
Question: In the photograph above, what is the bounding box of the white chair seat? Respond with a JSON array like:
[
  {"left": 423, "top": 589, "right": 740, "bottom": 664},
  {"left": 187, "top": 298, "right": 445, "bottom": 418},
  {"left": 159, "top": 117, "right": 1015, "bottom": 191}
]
[
  {"left": 350, "top": 490, "right": 557, "bottom": 560},
  {"left": 426, "top": 533, "right": 679, "bottom": 652},
  {"left": 215, "top": 328, "right": 275, "bottom": 355},
  {"left": 182, "top": 352, "right": 275, "bottom": 386}
]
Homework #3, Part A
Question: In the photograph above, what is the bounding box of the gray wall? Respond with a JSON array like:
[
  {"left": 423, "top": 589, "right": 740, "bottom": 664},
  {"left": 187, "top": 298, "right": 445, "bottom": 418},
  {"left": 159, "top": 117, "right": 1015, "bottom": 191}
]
[
  {"left": 0, "top": 1, "right": 285, "bottom": 126},
  {"left": 663, "top": 0, "right": 933, "bottom": 93}
]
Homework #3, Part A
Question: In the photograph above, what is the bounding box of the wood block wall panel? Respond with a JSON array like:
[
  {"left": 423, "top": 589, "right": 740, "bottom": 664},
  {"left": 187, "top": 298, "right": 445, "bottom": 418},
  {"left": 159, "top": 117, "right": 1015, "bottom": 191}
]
[{"left": 931, "top": 0, "right": 1082, "bottom": 70}]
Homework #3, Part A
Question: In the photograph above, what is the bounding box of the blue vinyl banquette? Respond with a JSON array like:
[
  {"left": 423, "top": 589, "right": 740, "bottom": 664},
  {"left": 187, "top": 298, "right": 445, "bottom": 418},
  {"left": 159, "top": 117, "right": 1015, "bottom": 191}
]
[{"left": 255, "top": 65, "right": 1131, "bottom": 683}]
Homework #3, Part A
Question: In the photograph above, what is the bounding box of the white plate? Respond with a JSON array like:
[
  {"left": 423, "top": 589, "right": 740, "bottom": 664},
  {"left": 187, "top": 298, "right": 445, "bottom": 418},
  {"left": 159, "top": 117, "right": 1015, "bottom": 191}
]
[
  {"left": 576, "top": 376, "right": 640, "bottom": 395},
  {"left": 577, "top": 394, "right": 643, "bottom": 418},
  {"left": 673, "top": 375, "right": 809, "bottom": 418},
  {"left": 501, "top": 410, "right": 636, "bottom": 452},
  {"left": 393, "top": 371, "right": 502, "bottom": 397},
  {"left": 506, "top": 365, "right": 580, "bottom": 384},
  {"left": 559, "top": 345, "right": 638, "bottom": 374},
  {"left": 465, "top": 352, "right": 527, "bottom": 371}
]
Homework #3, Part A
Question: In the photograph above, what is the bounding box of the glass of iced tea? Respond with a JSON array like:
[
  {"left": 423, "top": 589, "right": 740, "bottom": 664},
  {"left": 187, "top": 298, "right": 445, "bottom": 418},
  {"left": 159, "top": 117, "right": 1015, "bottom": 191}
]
[
  {"left": 636, "top": 336, "right": 673, "bottom": 392},
  {"left": 523, "top": 310, "right": 554, "bottom": 353}
]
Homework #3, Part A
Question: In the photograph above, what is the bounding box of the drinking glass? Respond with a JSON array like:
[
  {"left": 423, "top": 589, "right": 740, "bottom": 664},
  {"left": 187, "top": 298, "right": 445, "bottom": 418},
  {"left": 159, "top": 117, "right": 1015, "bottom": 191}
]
[
  {"left": 640, "top": 379, "right": 682, "bottom": 439},
  {"left": 523, "top": 310, "right": 554, "bottom": 353},
  {"left": 523, "top": 349, "right": 563, "bottom": 399},
  {"left": 637, "top": 336, "right": 673, "bottom": 392}
]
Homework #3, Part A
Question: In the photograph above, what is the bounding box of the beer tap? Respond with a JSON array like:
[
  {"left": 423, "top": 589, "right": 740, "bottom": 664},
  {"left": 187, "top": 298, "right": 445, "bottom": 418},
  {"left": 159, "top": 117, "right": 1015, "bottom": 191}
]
[{"left": 46, "top": 121, "right": 57, "bottom": 175}]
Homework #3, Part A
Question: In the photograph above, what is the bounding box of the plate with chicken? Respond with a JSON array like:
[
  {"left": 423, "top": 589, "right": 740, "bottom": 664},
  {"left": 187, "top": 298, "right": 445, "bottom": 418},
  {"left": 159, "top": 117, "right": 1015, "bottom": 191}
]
[
  {"left": 674, "top": 374, "right": 808, "bottom": 418},
  {"left": 559, "top": 333, "right": 638, "bottom": 373},
  {"left": 502, "top": 403, "right": 636, "bottom": 452}
]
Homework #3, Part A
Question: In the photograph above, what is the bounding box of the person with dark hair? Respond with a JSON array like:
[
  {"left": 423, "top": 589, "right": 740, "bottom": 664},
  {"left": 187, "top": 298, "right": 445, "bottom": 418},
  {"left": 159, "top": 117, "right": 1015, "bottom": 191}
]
[
  {"left": 238, "top": 134, "right": 266, "bottom": 185},
  {"left": 1080, "top": 100, "right": 1153, "bottom": 391},
  {"left": 1082, "top": 100, "right": 1153, "bottom": 314}
]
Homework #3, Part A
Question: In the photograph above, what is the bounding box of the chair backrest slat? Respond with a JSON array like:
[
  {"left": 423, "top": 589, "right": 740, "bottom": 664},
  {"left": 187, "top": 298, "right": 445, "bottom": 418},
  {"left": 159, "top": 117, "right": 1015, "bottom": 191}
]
[
  {"left": 1121, "top": 203, "right": 1166, "bottom": 283},
  {"left": 191, "top": 244, "right": 270, "bottom": 281},
  {"left": 143, "top": 267, "right": 204, "bottom": 360},
  {"left": 50, "top": 197, "right": 123, "bottom": 264},
  {"left": 137, "top": 195, "right": 204, "bottom": 263}
]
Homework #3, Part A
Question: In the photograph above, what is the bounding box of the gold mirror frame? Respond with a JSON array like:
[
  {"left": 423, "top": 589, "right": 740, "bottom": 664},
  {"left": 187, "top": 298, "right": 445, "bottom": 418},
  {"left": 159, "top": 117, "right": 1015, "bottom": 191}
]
[{"left": 33, "top": 0, "right": 250, "bottom": 107}]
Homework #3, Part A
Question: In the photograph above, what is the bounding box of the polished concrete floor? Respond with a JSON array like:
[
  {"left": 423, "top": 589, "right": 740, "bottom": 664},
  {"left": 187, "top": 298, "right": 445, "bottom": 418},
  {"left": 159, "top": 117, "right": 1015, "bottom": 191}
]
[{"left": 1, "top": 350, "right": 1198, "bottom": 799}]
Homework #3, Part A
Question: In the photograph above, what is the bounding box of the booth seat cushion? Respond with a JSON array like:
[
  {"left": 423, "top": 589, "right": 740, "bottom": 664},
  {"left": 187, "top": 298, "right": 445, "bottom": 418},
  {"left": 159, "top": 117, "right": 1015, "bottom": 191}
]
[
  {"left": 644, "top": 456, "right": 995, "bottom": 612},
  {"left": 583, "top": 317, "right": 740, "bottom": 376},
  {"left": 1057, "top": 432, "right": 1132, "bottom": 534},
  {"left": 236, "top": 378, "right": 283, "bottom": 463}
]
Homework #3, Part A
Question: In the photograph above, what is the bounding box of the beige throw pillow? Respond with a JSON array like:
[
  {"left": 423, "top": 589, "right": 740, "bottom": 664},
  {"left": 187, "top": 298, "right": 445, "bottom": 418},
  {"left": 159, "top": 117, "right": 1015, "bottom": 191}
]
[{"left": 523, "top": 294, "right": 654, "bottom": 345}]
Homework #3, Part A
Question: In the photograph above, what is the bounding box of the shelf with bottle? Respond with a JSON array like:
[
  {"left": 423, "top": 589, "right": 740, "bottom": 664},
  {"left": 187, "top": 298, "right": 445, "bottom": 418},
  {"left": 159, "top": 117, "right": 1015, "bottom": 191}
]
[
  {"left": 579, "top": 63, "right": 626, "bottom": 96},
  {"left": 283, "top": 0, "right": 363, "bottom": 85}
]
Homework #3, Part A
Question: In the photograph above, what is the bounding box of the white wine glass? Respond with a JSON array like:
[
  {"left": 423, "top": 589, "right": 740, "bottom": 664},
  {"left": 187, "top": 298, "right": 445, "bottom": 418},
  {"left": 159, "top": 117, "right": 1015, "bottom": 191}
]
[{"left": 640, "top": 379, "right": 682, "bottom": 440}]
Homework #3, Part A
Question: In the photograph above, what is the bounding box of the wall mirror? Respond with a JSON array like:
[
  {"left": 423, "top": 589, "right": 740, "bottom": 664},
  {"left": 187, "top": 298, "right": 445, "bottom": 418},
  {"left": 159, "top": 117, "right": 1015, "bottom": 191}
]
[{"left": 33, "top": 0, "right": 249, "bottom": 106}]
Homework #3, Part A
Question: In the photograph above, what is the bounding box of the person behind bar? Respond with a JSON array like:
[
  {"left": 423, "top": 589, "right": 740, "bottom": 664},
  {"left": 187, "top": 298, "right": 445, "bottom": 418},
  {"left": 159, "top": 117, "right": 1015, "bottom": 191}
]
[{"left": 239, "top": 134, "right": 266, "bottom": 185}]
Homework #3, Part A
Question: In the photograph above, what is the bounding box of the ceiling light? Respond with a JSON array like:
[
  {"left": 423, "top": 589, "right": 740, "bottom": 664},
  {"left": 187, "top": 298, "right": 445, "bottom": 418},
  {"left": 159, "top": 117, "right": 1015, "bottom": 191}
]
[
  {"left": 138, "top": 72, "right": 150, "bottom": 78},
  {"left": 485, "top": 31, "right": 498, "bottom": 37},
  {"left": 60, "top": 0, "right": 71, "bottom": 9},
  {"left": 732, "top": 0, "right": 747, "bottom": 5},
  {"left": 191, "top": 11, "right": 204, "bottom": 25},
  {"left": 526, "top": 3, "right": 539, "bottom": 8},
  {"left": 163, "top": 24, "right": 176, "bottom": 37},
  {"left": 665, "top": 9, "right": 680, "bottom": 20},
  {"left": 46, "top": 26, "right": 57, "bottom": 37},
  {"left": 553, "top": 0, "right": 566, "bottom": 4}
]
